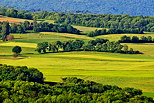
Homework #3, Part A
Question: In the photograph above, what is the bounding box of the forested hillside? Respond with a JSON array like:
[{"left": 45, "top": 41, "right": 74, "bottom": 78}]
[{"left": 0, "top": 0, "right": 154, "bottom": 16}]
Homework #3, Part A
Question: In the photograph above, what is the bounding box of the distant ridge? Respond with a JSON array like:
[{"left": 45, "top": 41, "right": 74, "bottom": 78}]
[{"left": 0, "top": 0, "right": 154, "bottom": 16}]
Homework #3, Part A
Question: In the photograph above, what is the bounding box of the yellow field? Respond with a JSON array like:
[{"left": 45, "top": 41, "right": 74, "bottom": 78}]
[
  {"left": 0, "top": 15, "right": 32, "bottom": 22},
  {"left": 0, "top": 42, "right": 37, "bottom": 48},
  {"left": 1, "top": 40, "right": 154, "bottom": 95},
  {"left": 0, "top": 15, "right": 55, "bottom": 23}
]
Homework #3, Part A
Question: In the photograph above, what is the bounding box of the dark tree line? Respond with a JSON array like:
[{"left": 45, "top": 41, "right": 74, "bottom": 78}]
[
  {"left": 36, "top": 40, "right": 84, "bottom": 53},
  {"left": 0, "top": 8, "right": 33, "bottom": 19},
  {"left": 33, "top": 20, "right": 80, "bottom": 34},
  {"left": 119, "top": 35, "right": 154, "bottom": 43},
  {"left": 0, "top": 20, "right": 80, "bottom": 40},
  {"left": 87, "top": 28, "right": 144, "bottom": 37},
  {"left": 36, "top": 39, "right": 141, "bottom": 54},
  {"left": 0, "top": 21, "right": 31, "bottom": 34},
  {"left": 0, "top": 21, "right": 31, "bottom": 41},
  {"left": 0, "top": 64, "right": 153, "bottom": 103},
  {"left": 84, "top": 39, "right": 141, "bottom": 54}
]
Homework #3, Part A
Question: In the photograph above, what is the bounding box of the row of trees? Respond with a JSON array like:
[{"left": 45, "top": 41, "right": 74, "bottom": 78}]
[
  {"left": 36, "top": 40, "right": 84, "bottom": 53},
  {"left": 119, "top": 35, "right": 154, "bottom": 43},
  {"left": 33, "top": 20, "right": 80, "bottom": 34},
  {"left": 0, "top": 65, "right": 153, "bottom": 103},
  {"left": 87, "top": 28, "right": 144, "bottom": 37},
  {"left": 0, "top": 20, "right": 80, "bottom": 41},
  {"left": 10, "top": 22, "right": 30, "bottom": 33},
  {"left": 0, "top": 21, "right": 28, "bottom": 34},
  {"left": 0, "top": 20, "right": 80, "bottom": 34},
  {"left": 0, "top": 8, "right": 33, "bottom": 19},
  {"left": 36, "top": 39, "right": 141, "bottom": 54},
  {"left": 84, "top": 39, "right": 141, "bottom": 54}
]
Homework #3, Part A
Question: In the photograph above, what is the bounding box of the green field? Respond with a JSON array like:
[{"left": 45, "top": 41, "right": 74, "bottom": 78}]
[{"left": 0, "top": 17, "right": 154, "bottom": 97}]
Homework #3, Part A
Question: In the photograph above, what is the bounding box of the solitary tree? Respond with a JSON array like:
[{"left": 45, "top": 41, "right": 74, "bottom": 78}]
[{"left": 12, "top": 46, "right": 22, "bottom": 57}]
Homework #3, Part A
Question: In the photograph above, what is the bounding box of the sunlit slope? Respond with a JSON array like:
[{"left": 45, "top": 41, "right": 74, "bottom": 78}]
[{"left": 1, "top": 46, "right": 154, "bottom": 93}]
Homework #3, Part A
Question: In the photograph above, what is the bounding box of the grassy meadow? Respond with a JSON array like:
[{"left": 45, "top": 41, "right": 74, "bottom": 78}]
[{"left": 0, "top": 17, "right": 154, "bottom": 97}]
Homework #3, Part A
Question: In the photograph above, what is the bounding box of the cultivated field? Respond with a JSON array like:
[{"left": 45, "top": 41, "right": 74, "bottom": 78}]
[
  {"left": 0, "top": 15, "right": 54, "bottom": 23},
  {"left": 0, "top": 18, "right": 154, "bottom": 97},
  {"left": 0, "top": 15, "right": 27, "bottom": 22}
]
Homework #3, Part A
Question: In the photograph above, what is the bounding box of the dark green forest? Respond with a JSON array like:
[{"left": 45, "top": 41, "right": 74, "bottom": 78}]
[
  {"left": 0, "top": 0, "right": 154, "bottom": 16},
  {"left": 53, "top": 14, "right": 154, "bottom": 32},
  {"left": 0, "top": 64, "right": 154, "bottom": 103}
]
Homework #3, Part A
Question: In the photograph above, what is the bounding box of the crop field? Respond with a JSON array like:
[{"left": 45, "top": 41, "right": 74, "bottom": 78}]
[
  {"left": 0, "top": 15, "right": 28, "bottom": 22},
  {"left": 1, "top": 44, "right": 154, "bottom": 97},
  {"left": 1, "top": 23, "right": 154, "bottom": 97},
  {"left": 0, "top": 18, "right": 23, "bottom": 23},
  {"left": 0, "top": 15, "right": 54, "bottom": 23},
  {"left": 10, "top": 32, "right": 93, "bottom": 43}
]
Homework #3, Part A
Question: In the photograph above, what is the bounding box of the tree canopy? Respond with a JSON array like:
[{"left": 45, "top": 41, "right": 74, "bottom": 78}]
[
  {"left": 12, "top": 46, "right": 22, "bottom": 54},
  {"left": 0, "top": 0, "right": 154, "bottom": 16}
]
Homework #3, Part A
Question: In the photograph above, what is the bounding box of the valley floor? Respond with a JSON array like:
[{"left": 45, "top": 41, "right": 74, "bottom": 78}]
[
  {"left": 1, "top": 30, "right": 154, "bottom": 97},
  {"left": 1, "top": 46, "right": 154, "bottom": 98}
]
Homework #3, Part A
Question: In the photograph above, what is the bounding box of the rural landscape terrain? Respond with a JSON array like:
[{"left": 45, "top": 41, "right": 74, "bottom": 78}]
[{"left": 0, "top": 2, "right": 154, "bottom": 102}]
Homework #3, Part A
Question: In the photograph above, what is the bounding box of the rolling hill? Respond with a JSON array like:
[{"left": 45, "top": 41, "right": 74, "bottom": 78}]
[{"left": 0, "top": 0, "right": 154, "bottom": 16}]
